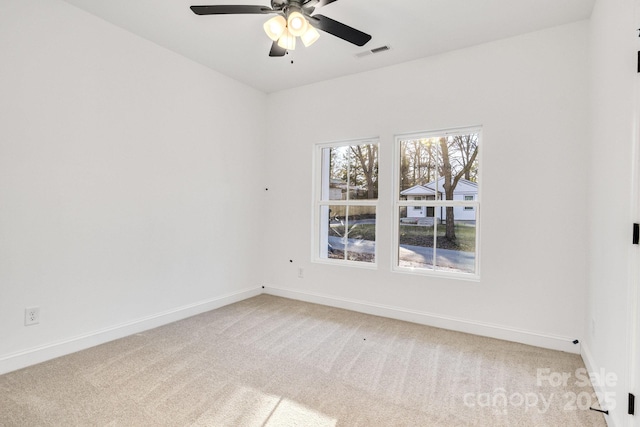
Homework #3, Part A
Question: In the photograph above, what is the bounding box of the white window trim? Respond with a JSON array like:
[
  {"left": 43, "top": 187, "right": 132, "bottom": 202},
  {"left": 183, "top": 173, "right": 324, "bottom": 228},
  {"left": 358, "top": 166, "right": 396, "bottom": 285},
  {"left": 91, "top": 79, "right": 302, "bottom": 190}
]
[
  {"left": 311, "top": 137, "right": 379, "bottom": 268},
  {"left": 392, "top": 126, "right": 482, "bottom": 281}
]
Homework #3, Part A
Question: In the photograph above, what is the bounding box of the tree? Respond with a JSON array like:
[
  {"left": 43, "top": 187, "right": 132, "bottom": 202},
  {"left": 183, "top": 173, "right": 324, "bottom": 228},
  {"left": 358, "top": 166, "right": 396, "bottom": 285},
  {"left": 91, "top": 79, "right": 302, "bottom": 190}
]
[
  {"left": 451, "top": 134, "right": 479, "bottom": 182},
  {"left": 350, "top": 144, "right": 378, "bottom": 199},
  {"left": 399, "top": 139, "right": 437, "bottom": 191},
  {"left": 438, "top": 135, "right": 478, "bottom": 242}
]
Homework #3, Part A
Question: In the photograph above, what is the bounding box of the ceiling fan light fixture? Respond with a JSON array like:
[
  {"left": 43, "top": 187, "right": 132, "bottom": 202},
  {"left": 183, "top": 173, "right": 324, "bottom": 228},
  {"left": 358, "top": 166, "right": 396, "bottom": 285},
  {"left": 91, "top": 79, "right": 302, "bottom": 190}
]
[
  {"left": 301, "top": 25, "right": 320, "bottom": 47},
  {"left": 277, "top": 27, "right": 296, "bottom": 50},
  {"left": 263, "top": 15, "right": 286, "bottom": 41},
  {"left": 191, "top": 1, "right": 373, "bottom": 57},
  {"left": 287, "top": 11, "right": 308, "bottom": 37}
]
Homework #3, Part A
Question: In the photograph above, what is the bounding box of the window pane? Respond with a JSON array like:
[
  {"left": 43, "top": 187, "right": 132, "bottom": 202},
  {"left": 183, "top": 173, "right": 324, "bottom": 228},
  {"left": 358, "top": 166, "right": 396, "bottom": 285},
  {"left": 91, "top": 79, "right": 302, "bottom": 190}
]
[
  {"left": 434, "top": 209, "right": 477, "bottom": 274},
  {"left": 440, "top": 134, "right": 479, "bottom": 200},
  {"left": 322, "top": 146, "right": 349, "bottom": 201},
  {"left": 348, "top": 144, "right": 378, "bottom": 200},
  {"left": 399, "top": 134, "right": 479, "bottom": 201},
  {"left": 399, "top": 139, "right": 439, "bottom": 199},
  {"left": 398, "top": 209, "right": 435, "bottom": 269},
  {"left": 398, "top": 208, "right": 477, "bottom": 274},
  {"left": 322, "top": 144, "right": 379, "bottom": 201},
  {"left": 322, "top": 205, "right": 376, "bottom": 263}
]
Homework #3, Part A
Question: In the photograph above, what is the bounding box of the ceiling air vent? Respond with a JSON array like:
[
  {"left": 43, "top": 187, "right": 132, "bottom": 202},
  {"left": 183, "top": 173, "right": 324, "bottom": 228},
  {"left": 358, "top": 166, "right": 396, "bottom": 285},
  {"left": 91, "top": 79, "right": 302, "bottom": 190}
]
[{"left": 356, "top": 45, "right": 391, "bottom": 58}]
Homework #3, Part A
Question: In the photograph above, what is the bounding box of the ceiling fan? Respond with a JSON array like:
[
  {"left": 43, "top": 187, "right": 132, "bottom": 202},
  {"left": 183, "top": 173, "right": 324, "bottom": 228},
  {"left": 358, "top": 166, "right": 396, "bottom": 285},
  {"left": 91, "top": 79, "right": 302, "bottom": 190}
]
[{"left": 190, "top": 0, "right": 372, "bottom": 57}]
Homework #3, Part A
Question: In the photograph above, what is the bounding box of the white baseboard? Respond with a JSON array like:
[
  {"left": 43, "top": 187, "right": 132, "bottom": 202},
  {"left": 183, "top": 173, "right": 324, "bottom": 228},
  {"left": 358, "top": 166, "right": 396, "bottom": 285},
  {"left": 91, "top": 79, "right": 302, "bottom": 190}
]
[
  {"left": 581, "top": 342, "right": 618, "bottom": 427},
  {"left": 264, "top": 286, "right": 581, "bottom": 354},
  {"left": 1, "top": 285, "right": 581, "bottom": 376},
  {"left": 0, "top": 286, "right": 262, "bottom": 375}
]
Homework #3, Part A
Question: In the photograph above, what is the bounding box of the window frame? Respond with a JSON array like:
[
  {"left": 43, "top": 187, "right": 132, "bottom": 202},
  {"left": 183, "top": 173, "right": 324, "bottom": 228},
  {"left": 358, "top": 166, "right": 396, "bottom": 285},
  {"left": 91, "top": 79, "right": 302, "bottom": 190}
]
[
  {"left": 392, "top": 126, "right": 481, "bottom": 280},
  {"left": 312, "top": 137, "right": 379, "bottom": 268}
]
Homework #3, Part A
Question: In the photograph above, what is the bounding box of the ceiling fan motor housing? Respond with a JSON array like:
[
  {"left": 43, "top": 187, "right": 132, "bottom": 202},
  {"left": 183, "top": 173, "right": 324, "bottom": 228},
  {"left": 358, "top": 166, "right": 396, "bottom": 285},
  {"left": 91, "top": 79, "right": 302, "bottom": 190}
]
[
  {"left": 274, "top": 0, "right": 308, "bottom": 17},
  {"left": 270, "top": 0, "right": 287, "bottom": 12}
]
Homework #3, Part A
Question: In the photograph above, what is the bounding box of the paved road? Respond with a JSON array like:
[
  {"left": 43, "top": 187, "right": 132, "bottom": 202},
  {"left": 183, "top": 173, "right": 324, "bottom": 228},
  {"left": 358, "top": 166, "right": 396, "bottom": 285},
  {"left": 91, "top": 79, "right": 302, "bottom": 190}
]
[{"left": 328, "top": 236, "right": 475, "bottom": 273}]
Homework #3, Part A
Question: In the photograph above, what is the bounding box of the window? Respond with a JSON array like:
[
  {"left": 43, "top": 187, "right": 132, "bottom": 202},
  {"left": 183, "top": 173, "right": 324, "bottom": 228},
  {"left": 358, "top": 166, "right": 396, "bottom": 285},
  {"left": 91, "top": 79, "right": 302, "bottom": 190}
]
[
  {"left": 394, "top": 127, "right": 480, "bottom": 277},
  {"left": 413, "top": 197, "right": 423, "bottom": 210},
  {"left": 314, "top": 139, "right": 378, "bottom": 265},
  {"left": 464, "top": 195, "right": 474, "bottom": 210}
]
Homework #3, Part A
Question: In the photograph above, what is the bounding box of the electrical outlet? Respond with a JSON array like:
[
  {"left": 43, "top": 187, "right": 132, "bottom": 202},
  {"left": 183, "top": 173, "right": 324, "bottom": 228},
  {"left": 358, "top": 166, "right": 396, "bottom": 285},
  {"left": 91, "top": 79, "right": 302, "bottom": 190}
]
[
  {"left": 298, "top": 267, "right": 304, "bottom": 278},
  {"left": 25, "top": 307, "right": 40, "bottom": 326}
]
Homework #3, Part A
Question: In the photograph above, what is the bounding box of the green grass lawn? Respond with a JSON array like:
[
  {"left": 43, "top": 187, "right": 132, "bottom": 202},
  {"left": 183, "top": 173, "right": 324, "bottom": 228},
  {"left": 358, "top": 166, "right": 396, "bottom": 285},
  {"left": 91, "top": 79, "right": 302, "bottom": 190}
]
[
  {"left": 399, "top": 223, "right": 476, "bottom": 251},
  {"left": 330, "top": 222, "right": 476, "bottom": 252},
  {"left": 329, "top": 223, "right": 376, "bottom": 241}
]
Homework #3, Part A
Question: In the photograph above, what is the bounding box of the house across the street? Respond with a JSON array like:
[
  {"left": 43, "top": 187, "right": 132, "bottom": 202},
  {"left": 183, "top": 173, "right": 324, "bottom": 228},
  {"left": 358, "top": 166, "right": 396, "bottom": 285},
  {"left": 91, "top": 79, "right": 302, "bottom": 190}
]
[{"left": 400, "top": 178, "right": 478, "bottom": 221}]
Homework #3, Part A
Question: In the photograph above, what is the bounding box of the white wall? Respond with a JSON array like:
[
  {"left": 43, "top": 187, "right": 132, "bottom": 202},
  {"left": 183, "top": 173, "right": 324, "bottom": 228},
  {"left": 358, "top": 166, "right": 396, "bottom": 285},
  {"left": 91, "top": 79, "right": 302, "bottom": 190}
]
[
  {"left": 0, "top": 0, "right": 613, "bottom": 391},
  {"left": 585, "top": 0, "right": 638, "bottom": 425},
  {"left": 0, "top": 0, "right": 266, "bottom": 373},
  {"left": 264, "top": 22, "right": 591, "bottom": 353}
]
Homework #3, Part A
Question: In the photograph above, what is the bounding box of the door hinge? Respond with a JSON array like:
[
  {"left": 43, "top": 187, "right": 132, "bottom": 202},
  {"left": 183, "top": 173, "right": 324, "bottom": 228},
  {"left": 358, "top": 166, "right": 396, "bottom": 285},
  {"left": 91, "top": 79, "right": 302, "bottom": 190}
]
[
  {"left": 630, "top": 393, "right": 636, "bottom": 416},
  {"left": 633, "top": 223, "right": 639, "bottom": 244}
]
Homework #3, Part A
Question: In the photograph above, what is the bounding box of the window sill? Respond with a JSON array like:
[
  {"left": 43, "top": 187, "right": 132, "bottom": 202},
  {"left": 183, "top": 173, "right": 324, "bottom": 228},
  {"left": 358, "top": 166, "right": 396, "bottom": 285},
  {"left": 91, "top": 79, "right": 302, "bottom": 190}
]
[
  {"left": 392, "top": 266, "right": 480, "bottom": 282},
  {"left": 313, "top": 258, "right": 378, "bottom": 270}
]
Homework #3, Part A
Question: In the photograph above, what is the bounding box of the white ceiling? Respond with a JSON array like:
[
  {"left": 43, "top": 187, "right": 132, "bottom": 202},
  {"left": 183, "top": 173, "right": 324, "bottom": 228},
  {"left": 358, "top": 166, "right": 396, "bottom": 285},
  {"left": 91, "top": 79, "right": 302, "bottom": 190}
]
[{"left": 61, "top": 0, "right": 595, "bottom": 93}]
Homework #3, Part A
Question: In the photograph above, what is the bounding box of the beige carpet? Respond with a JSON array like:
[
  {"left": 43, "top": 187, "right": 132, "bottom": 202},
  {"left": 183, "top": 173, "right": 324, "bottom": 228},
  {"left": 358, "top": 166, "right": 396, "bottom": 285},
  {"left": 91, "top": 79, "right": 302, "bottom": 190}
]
[{"left": 0, "top": 294, "right": 607, "bottom": 426}]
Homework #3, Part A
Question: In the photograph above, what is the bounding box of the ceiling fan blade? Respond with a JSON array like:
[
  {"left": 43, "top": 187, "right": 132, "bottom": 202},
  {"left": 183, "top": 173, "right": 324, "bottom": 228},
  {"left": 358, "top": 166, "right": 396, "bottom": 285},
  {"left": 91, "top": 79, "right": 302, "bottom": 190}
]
[
  {"left": 269, "top": 41, "right": 287, "bottom": 57},
  {"left": 190, "top": 5, "right": 274, "bottom": 15},
  {"left": 303, "top": 0, "right": 338, "bottom": 8},
  {"left": 315, "top": 0, "right": 338, "bottom": 7},
  {"left": 308, "top": 14, "right": 371, "bottom": 46}
]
